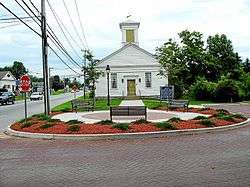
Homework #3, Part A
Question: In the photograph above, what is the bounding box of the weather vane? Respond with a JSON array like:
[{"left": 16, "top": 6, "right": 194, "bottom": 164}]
[{"left": 126, "top": 14, "right": 132, "bottom": 19}]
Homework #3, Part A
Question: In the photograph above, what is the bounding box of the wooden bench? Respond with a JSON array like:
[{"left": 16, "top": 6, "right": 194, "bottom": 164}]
[
  {"left": 168, "top": 100, "right": 189, "bottom": 111},
  {"left": 110, "top": 106, "right": 147, "bottom": 121},
  {"left": 71, "top": 99, "right": 94, "bottom": 112}
]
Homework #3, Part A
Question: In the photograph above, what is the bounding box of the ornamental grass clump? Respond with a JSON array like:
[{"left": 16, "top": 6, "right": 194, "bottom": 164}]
[
  {"left": 34, "top": 114, "right": 51, "bottom": 121},
  {"left": 168, "top": 117, "right": 182, "bottom": 123},
  {"left": 19, "top": 117, "right": 32, "bottom": 123},
  {"left": 68, "top": 125, "right": 80, "bottom": 132},
  {"left": 47, "top": 118, "right": 61, "bottom": 123},
  {"left": 215, "top": 109, "right": 229, "bottom": 117},
  {"left": 112, "top": 123, "right": 129, "bottom": 131},
  {"left": 132, "top": 119, "right": 150, "bottom": 124},
  {"left": 193, "top": 116, "right": 209, "bottom": 120},
  {"left": 156, "top": 122, "right": 176, "bottom": 130},
  {"left": 40, "top": 123, "right": 54, "bottom": 129},
  {"left": 200, "top": 119, "right": 215, "bottom": 127},
  {"left": 21, "top": 122, "right": 34, "bottom": 129},
  {"left": 66, "top": 120, "right": 82, "bottom": 125},
  {"left": 97, "top": 120, "right": 114, "bottom": 125},
  {"left": 232, "top": 113, "right": 246, "bottom": 119},
  {"left": 217, "top": 115, "right": 235, "bottom": 122}
]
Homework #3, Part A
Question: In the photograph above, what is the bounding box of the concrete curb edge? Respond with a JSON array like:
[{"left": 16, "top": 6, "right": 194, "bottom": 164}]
[{"left": 6, "top": 119, "right": 250, "bottom": 141}]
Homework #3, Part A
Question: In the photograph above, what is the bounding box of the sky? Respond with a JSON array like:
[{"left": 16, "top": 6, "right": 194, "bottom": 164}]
[{"left": 0, "top": 0, "right": 250, "bottom": 78}]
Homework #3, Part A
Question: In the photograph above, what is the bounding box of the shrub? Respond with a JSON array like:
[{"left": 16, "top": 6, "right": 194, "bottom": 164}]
[
  {"left": 217, "top": 115, "right": 235, "bottom": 121},
  {"left": 68, "top": 125, "right": 80, "bottom": 132},
  {"left": 21, "top": 122, "right": 33, "bottom": 129},
  {"left": 156, "top": 122, "right": 177, "bottom": 130},
  {"left": 19, "top": 118, "right": 31, "bottom": 123},
  {"left": 200, "top": 119, "right": 215, "bottom": 127},
  {"left": 216, "top": 109, "right": 229, "bottom": 114},
  {"left": 66, "top": 120, "right": 82, "bottom": 125},
  {"left": 168, "top": 117, "right": 182, "bottom": 123},
  {"left": 132, "top": 119, "right": 150, "bottom": 124},
  {"left": 189, "top": 77, "right": 216, "bottom": 100},
  {"left": 232, "top": 113, "right": 246, "bottom": 119},
  {"left": 33, "top": 114, "right": 51, "bottom": 121},
  {"left": 47, "top": 118, "right": 61, "bottom": 123},
  {"left": 193, "top": 116, "right": 208, "bottom": 120},
  {"left": 40, "top": 123, "right": 54, "bottom": 129},
  {"left": 97, "top": 120, "right": 114, "bottom": 125},
  {"left": 213, "top": 76, "right": 240, "bottom": 102},
  {"left": 112, "top": 123, "right": 129, "bottom": 130}
]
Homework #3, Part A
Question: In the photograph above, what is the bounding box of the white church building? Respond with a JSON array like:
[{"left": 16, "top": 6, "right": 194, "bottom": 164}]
[{"left": 95, "top": 19, "right": 168, "bottom": 98}]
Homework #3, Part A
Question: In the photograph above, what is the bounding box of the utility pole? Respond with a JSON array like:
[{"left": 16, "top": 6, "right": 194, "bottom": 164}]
[
  {"left": 41, "top": 0, "right": 50, "bottom": 115},
  {"left": 49, "top": 67, "right": 54, "bottom": 95},
  {"left": 83, "top": 49, "right": 87, "bottom": 100}
]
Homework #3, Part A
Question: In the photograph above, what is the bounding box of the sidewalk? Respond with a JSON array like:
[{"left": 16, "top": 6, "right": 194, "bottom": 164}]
[{"left": 119, "top": 100, "right": 144, "bottom": 106}]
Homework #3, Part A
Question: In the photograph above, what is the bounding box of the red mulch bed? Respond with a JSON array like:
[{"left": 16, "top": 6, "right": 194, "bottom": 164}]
[
  {"left": 10, "top": 108, "right": 247, "bottom": 135},
  {"left": 158, "top": 107, "right": 218, "bottom": 115}
]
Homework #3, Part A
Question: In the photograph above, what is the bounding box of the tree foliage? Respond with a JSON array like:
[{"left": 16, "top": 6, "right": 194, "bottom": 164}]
[
  {"left": 156, "top": 30, "right": 249, "bottom": 101},
  {"left": 0, "top": 61, "right": 27, "bottom": 79},
  {"left": 84, "top": 50, "right": 102, "bottom": 103}
]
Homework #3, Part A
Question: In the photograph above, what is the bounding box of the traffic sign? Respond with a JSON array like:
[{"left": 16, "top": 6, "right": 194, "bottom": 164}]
[{"left": 20, "top": 74, "right": 31, "bottom": 92}]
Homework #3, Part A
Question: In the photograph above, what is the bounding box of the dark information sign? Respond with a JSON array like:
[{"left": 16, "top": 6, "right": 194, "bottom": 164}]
[{"left": 160, "top": 85, "right": 174, "bottom": 101}]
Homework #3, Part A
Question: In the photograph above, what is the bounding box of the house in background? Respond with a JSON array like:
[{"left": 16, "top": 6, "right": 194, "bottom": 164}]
[
  {"left": 95, "top": 19, "right": 168, "bottom": 98},
  {"left": 0, "top": 71, "right": 16, "bottom": 92}
]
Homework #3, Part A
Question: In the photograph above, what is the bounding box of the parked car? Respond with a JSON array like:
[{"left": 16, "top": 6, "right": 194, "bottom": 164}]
[
  {"left": 0, "top": 92, "right": 15, "bottom": 105},
  {"left": 30, "top": 92, "right": 43, "bottom": 101}
]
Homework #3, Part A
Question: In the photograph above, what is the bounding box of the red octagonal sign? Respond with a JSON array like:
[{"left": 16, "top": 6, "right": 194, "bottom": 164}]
[{"left": 20, "top": 74, "right": 31, "bottom": 92}]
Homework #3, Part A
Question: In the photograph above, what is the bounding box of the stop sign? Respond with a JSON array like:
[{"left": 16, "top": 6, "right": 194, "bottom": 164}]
[{"left": 20, "top": 74, "right": 31, "bottom": 92}]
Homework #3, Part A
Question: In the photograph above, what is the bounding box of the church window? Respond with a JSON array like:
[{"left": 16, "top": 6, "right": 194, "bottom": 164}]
[
  {"left": 126, "top": 30, "right": 135, "bottom": 43},
  {"left": 145, "top": 72, "right": 152, "bottom": 88},
  {"left": 111, "top": 73, "right": 117, "bottom": 89},
  {"left": 139, "top": 78, "right": 141, "bottom": 83}
]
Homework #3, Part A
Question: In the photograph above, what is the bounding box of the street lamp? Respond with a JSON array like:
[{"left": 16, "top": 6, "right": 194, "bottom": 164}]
[{"left": 106, "top": 65, "right": 110, "bottom": 106}]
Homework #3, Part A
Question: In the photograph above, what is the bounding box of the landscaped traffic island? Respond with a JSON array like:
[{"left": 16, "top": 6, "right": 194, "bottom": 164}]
[{"left": 10, "top": 108, "right": 248, "bottom": 135}]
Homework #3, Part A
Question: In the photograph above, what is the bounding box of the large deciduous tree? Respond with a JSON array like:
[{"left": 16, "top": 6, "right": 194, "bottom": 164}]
[
  {"left": 0, "top": 61, "right": 27, "bottom": 79},
  {"left": 156, "top": 30, "right": 247, "bottom": 99}
]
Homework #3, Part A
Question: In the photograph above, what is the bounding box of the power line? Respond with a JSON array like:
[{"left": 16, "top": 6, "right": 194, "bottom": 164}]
[
  {"left": 14, "top": 0, "right": 82, "bottom": 69},
  {"left": 49, "top": 46, "right": 82, "bottom": 75},
  {"left": 0, "top": 2, "right": 41, "bottom": 37},
  {"left": 46, "top": 0, "right": 83, "bottom": 59},
  {"left": 13, "top": 0, "right": 41, "bottom": 27},
  {"left": 0, "top": 16, "right": 39, "bottom": 21},
  {"left": 74, "top": 0, "right": 89, "bottom": 50},
  {"left": 0, "top": 22, "right": 29, "bottom": 29},
  {"left": 24, "top": 0, "right": 83, "bottom": 68},
  {"left": 0, "top": 2, "right": 81, "bottom": 75},
  {"left": 62, "top": 0, "right": 87, "bottom": 50}
]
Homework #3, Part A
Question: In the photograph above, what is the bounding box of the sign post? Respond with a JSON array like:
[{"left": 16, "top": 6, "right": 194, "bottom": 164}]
[
  {"left": 20, "top": 74, "right": 31, "bottom": 124},
  {"left": 72, "top": 85, "right": 77, "bottom": 99}
]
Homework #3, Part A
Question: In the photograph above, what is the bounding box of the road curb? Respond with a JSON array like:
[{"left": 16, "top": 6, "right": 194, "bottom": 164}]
[{"left": 6, "top": 119, "right": 250, "bottom": 141}]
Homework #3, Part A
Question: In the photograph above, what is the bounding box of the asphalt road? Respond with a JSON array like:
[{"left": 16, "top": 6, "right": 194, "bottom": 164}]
[
  {"left": 0, "top": 103, "right": 249, "bottom": 186},
  {"left": 0, "top": 91, "right": 83, "bottom": 132}
]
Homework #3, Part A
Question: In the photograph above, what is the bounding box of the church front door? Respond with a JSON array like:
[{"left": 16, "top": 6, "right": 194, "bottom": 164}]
[{"left": 127, "top": 80, "right": 136, "bottom": 96}]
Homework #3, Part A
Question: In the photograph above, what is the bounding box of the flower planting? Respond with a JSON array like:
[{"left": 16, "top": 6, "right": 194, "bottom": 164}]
[{"left": 10, "top": 108, "right": 247, "bottom": 135}]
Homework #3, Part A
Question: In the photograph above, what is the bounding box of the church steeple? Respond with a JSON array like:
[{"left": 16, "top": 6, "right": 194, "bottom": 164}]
[{"left": 119, "top": 18, "right": 140, "bottom": 46}]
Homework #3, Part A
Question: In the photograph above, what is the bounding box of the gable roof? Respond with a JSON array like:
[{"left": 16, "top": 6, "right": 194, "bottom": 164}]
[
  {"left": 97, "top": 43, "right": 157, "bottom": 66},
  {"left": 0, "top": 71, "right": 15, "bottom": 80}
]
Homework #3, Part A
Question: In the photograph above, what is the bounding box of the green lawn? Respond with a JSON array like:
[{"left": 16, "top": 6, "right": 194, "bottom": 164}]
[
  {"left": 52, "top": 96, "right": 122, "bottom": 112},
  {"left": 52, "top": 89, "right": 65, "bottom": 95},
  {"left": 15, "top": 95, "right": 25, "bottom": 101},
  {"left": 142, "top": 99, "right": 168, "bottom": 109}
]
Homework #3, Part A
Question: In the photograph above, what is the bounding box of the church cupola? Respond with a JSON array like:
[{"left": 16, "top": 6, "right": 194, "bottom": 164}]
[{"left": 119, "top": 18, "right": 140, "bottom": 46}]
